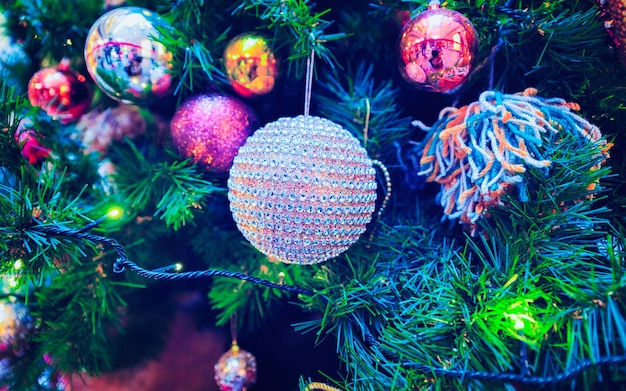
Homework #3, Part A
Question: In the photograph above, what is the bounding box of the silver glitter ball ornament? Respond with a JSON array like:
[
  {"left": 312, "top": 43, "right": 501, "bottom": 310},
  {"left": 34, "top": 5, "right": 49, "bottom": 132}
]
[
  {"left": 228, "top": 115, "right": 378, "bottom": 265},
  {"left": 84, "top": 7, "right": 174, "bottom": 104}
]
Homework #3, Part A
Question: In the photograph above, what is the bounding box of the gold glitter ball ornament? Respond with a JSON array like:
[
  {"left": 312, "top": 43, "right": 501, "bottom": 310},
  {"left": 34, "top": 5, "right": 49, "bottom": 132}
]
[
  {"left": 228, "top": 115, "right": 378, "bottom": 265},
  {"left": 0, "top": 301, "right": 35, "bottom": 360},
  {"left": 223, "top": 32, "right": 279, "bottom": 98},
  {"left": 214, "top": 345, "right": 257, "bottom": 391}
]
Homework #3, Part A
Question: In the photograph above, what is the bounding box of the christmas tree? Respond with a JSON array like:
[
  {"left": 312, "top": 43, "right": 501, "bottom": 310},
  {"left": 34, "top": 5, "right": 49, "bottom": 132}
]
[{"left": 1, "top": 0, "right": 626, "bottom": 390}]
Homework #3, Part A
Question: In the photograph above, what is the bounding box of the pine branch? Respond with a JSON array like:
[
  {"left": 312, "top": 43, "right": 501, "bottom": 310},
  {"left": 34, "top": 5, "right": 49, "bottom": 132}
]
[
  {"left": 158, "top": 0, "right": 233, "bottom": 101},
  {"left": 111, "top": 140, "right": 223, "bottom": 230},
  {"left": 233, "top": 0, "right": 346, "bottom": 77},
  {"left": 0, "top": 84, "right": 34, "bottom": 171},
  {"left": 32, "top": 262, "right": 139, "bottom": 379},
  {"left": 2, "top": 0, "right": 104, "bottom": 62},
  {"left": 316, "top": 63, "right": 412, "bottom": 159},
  {"left": 0, "top": 166, "right": 100, "bottom": 289},
  {"left": 208, "top": 251, "right": 313, "bottom": 329}
]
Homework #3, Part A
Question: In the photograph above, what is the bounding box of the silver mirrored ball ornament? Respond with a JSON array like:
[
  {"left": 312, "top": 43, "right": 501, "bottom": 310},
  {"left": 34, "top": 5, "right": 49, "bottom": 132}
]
[{"left": 84, "top": 6, "right": 174, "bottom": 104}]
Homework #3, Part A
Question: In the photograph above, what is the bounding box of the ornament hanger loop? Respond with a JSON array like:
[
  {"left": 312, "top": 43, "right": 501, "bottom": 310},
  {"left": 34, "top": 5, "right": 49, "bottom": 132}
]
[{"left": 304, "top": 49, "right": 315, "bottom": 116}]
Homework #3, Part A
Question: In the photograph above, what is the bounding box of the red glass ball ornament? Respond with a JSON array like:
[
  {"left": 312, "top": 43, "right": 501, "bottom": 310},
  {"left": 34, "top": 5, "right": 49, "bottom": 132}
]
[
  {"left": 170, "top": 93, "right": 259, "bottom": 173},
  {"left": 28, "top": 61, "right": 92, "bottom": 123},
  {"left": 397, "top": 2, "right": 479, "bottom": 93}
]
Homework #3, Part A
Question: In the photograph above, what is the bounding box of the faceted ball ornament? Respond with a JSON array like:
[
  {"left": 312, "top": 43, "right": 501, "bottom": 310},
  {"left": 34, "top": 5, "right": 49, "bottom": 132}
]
[
  {"left": 214, "top": 345, "right": 257, "bottom": 391},
  {"left": 223, "top": 33, "right": 279, "bottom": 98},
  {"left": 170, "top": 93, "right": 259, "bottom": 173},
  {"left": 84, "top": 6, "right": 174, "bottom": 104},
  {"left": 0, "top": 301, "right": 35, "bottom": 360},
  {"left": 397, "top": 3, "right": 478, "bottom": 93},
  {"left": 228, "top": 115, "right": 378, "bottom": 265},
  {"left": 27, "top": 62, "right": 91, "bottom": 123}
]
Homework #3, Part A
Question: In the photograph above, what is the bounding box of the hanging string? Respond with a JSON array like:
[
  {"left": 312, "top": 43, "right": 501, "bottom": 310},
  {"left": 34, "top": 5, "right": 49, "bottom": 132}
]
[
  {"left": 304, "top": 48, "right": 315, "bottom": 116},
  {"left": 519, "top": 339, "right": 531, "bottom": 377},
  {"left": 230, "top": 313, "right": 238, "bottom": 346},
  {"left": 363, "top": 97, "right": 371, "bottom": 147}
]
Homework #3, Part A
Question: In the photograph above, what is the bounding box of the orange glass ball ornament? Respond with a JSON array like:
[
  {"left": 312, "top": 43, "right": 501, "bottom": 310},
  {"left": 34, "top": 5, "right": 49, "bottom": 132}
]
[
  {"left": 397, "top": 1, "right": 479, "bottom": 93},
  {"left": 223, "top": 33, "right": 279, "bottom": 98}
]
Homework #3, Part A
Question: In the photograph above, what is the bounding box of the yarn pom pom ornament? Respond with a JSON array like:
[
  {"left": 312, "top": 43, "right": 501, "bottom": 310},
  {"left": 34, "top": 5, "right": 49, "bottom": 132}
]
[
  {"left": 223, "top": 32, "right": 279, "bottom": 98},
  {"left": 170, "top": 93, "right": 259, "bottom": 173},
  {"left": 0, "top": 300, "right": 35, "bottom": 360},
  {"left": 418, "top": 88, "right": 610, "bottom": 227},
  {"left": 228, "top": 115, "right": 377, "bottom": 265},
  {"left": 214, "top": 344, "right": 257, "bottom": 391},
  {"left": 27, "top": 60, "right": 92, "bottom": 123},
  {"left": 397, "top": 0, "right": 478, "bottom": 93},
  {"left": 84, "top": 6, "right": 174, "bottom": 104}
]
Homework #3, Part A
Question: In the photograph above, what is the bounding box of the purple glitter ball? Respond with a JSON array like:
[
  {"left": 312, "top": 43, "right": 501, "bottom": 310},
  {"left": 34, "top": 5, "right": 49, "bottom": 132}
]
[{"left": 170, "top": 93, "right": 259, "bottom": 173}]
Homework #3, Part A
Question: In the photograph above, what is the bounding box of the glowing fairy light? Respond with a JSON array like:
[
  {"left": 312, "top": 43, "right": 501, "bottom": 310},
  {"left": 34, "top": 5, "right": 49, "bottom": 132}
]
[{"left": 107, "top": 206, "right": 123, "bottom": 219}]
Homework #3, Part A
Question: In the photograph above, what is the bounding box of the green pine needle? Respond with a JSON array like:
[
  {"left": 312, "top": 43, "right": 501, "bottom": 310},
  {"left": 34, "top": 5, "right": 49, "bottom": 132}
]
[
  {"left": 233, "top": 0, "right": 345, "bottom": 77},
  {"left": 111, "top": 140, "right": 222, "bottom": 230}
]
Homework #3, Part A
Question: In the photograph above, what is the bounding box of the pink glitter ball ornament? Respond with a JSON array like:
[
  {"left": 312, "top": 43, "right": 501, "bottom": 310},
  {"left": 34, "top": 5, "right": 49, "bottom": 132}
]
[
  {"left": 170, "top": 93, "right": 259, "bottom": 173},
  {"left": 228, "top": 115, "right": 378, "bottom": 265}
]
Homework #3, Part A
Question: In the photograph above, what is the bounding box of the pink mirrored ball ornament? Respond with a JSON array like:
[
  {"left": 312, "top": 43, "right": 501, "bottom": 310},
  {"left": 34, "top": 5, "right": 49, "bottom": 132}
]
[{"left": 397, "top": 2, "right": 479, "bottom": 93}]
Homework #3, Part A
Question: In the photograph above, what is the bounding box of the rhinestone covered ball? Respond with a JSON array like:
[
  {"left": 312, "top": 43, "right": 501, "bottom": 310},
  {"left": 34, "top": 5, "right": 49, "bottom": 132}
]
[{"left": 228, "top": 115, "right": 377, "bottom": 265}]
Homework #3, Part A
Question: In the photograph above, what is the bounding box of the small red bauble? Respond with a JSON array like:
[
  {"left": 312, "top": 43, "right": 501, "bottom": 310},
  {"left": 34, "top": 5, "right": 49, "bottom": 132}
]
[{"left": 15, "top": 120, "right": 50, "bottom": 165}]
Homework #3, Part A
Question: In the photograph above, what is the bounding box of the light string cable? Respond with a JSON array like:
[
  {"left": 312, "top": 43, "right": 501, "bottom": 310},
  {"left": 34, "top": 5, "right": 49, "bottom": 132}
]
[
  {"left": 30, "top": 215, "right": 626, "bottom": 386},
  {"left": 30, "top": 214, "right": 379, "bottom": 347},
  {"left": 30, "top": 217, "right": 314, "bottom": 296}
]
